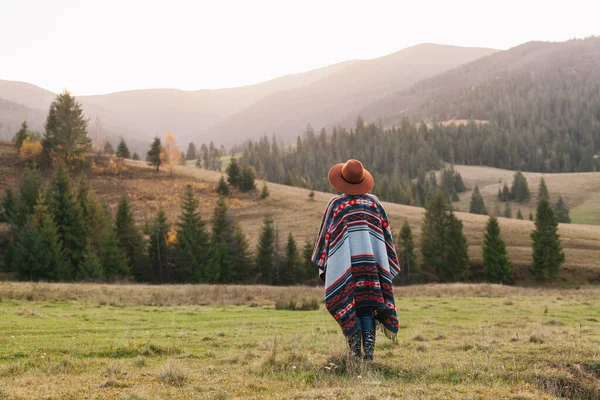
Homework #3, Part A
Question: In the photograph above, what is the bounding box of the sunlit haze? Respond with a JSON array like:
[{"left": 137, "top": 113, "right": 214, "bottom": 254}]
[{"left": 1, "top": 0, "right": 599, "bottom": 95}]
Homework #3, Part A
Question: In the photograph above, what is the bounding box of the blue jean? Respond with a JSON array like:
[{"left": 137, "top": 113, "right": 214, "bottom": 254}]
[{"left": 356, "top": 307, "right": 375, "bottom": 331}]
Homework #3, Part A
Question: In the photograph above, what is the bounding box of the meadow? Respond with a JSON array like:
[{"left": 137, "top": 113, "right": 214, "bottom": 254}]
[{"left": 1, "top": 282, "right": 599, "bottom": 399}]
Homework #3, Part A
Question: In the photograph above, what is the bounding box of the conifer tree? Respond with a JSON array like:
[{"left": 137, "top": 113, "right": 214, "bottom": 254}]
[
  {"left": 115, "top": 195, "right": 146, "bottom": 281},
  {"left": 260, "top": 182, "right": 270, "bottom": 199},
  {"left": 231, "top": 227, "right": 252, "bottom": 282},
  {"left": 398, "top": 220, "right": 418, "bottom": 285},
  {"left": 501, "top": 182, "right": 511, "bottom": 202},
  {"left": 516, "top": 209, "right": 524, "bottom": 220},
  {"left": 510, "top": 171, "right": 530, "bottom": 202},
  {"left": 77, "top": 175, "right": 111, "bottom": 254},
  {"left": 538, "top": 178, "right": 549, "bottom": 201},
  {"left": 281, "top": 233, "right": 300, "bottom": 285},
  {"left": 469, "top": 185, "right": 487, "bottom": 215},
  {"left": 148, "top": 207, "right": 170, "bottom": 283},
  {"left": 308, "top": 191, "right": 315, "bottom": 201},
  {"left": 186, "top": 142, "right": 197, "bottom": 160},
  {"left": 226, "top": 158, "right": 241, "bottom": 187},
  {"left": 256, "top": 215, "right": 276, "bottom": 285},
  {"left": 443, "top": 212, "right": 470, "bottom": 282},
  {"left": 0, "top": 187, "right": 17, "bottom": 224},
  {"left": 529, "top": 212, "right": 534, "bottom": 221},
  {"left": 173, "top": 185, "right": 210, "bottom": 282},
  {"left": 504, "top": 202, "right": 512, "bottom": 218},
  {"left": 12, "top": 195, "right": 65, "bottom": 281},
  {"left": 240, "top": 166, "right": 256, "bottom": 192},
  {"left": 553, "top": 196, "right": 571, "bottom": 223},
  {"left": 42, "top": 91, "right": 91, "bottom": 165},
  {"left": 13, "top": 121, "right": 29, "bottom": 150},
  {"left": 116, "top": 138, "right": 130, "bottom": 159},
  {"left": 80, "top": 246, "right": 103, "bottom": 280},
  {"left": 47, "top": 165, "right": 86, "bottom": 280},
  {"left": 16, "top": 167, "right": 41, "bottom": 226},
  {"left": 531, "top": 198, "right": 564, "bottom": 280},
  {"left": 483, "top": 216, "right": 512, "bottom": 284},
  {"left": 104, "top": 141, "right": 115, "bottom": 155},
  {"left": 147, "top": 137, "right": 162, "bottom": 171},
  {"left": 100, "top": 227, "right": 129, "bottom": 280},
  {"left": 301, "top": 239, "right": 317, "bottom": 284},
  {"left": 216, "top": 176, "right": 229, "bottom": 196},
  {"left": 454, "top": 173, "right": 466, "bottom": 192},
  {"left": 132, "top": 153, "right": 140, "bottom": 161}
]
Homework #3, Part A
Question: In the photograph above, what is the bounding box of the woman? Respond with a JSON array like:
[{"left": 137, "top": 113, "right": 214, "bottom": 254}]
[{"left": 312, "top": 159, "right": 400, "bottom": 361}]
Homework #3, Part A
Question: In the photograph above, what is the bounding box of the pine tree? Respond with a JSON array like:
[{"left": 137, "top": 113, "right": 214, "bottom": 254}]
[
  {"left": 186, "top": 142, "right": 197, "bottom": 160},
  {"left": 240, "top": 166, "right": 256, "bottom": 192},
  {"left": 483, "top": 216, "right": 512, "bottom": 284},
  {"left": 281, "top": 233, "right": 300, "bottom": 285},
  {"left": 147, "top": 137, "right": 162, "bottom": 171},
  {"left": 148, "top": 207, "right": 170, "bottom": 283},
  {"left": 104, "top": 141, "right": 115, "bottom": 155},
  {"left": 116, "top": 138, "right": 130, "bottom": 159},
  {"left": 300, "top": 239, "right": 317, "bottom": 284},
  {"left": 13, "top": 121, "right": 29, "bottom": 150},
  {"left": 230, "top": 227, "right": 251, "bottom": 283},
  {"left": 42, "top": 91, "right": 91, "bottom": 165},
  {"left": 510, "top": 171, "right": 530, "bottom": 202},
  {"left": 12, "top": 195, "right": 65, "bottom": 281},
  {"left": 1, "top": 187, "right": 17, "bottom": 224},
  {"left": 516, "top": 209, "right": 524, "bottom": 220},
  {"left": 398, "top": 220, "right": 418, "bottom": 285},
  {"left": 501, "top": 182, "right": 511, "bottom": 202},
  {"left": 260, "top": 182, "right": 270, "bottom": 199},
  {"left": 80, "top": 246, "right": 103, "bottom": 280},
  {"left": 115, "top": 195, "right": 146, "bottom": 281},
  {"left": 226, "top": 158, "right": 241, "bottom": 187},
  {"left": 538, "top": 178, "right": 550, "bottom": 201},
  {"left": 77, "top": 175, "right": 111, "bottom": 254},
  {"left": 173, "top": 185, "right": 210, "bottom": 283},
  {"left": 216, "top": 176, "right": 229, "bottom": 196},
  {"left": 454, "top": 173, "right": 466, "bottom": 192},
  {"left": 529, "top": 212, "right": 534, "bottom": 221},
  {"left": 16, "top": 167, "right": 41, "bottom": 226},
  {"left": 531, "top": 198, "right": 564, "bottom": 280},
  {"left": 256, "top": 215, "right": 276, "bottom": 285},
  {"left": 132, "top": 153, "right": 140, "bottom": 161},
  {"left": 100, "top": 227, "right": 129, "bottom": 280},
  {"left": 469, "top": 185, "right": 487, "bottom": 215},
  {"left": 553, "top": 196, "right": 571, "bottom": 223},
  {"left": 47, "top": 165, "right": 86, "bottom": 280},
  {"left": 503, "top": 202, "right": 512, "bottom": 218},
  {"left": 443, "top": 212, "right": 470, "bottom": 282}
]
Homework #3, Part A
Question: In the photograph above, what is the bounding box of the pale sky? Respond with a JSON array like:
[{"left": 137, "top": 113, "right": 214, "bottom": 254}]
[{"left": 1, "top": 0, "right": 599, "bottom": 95}]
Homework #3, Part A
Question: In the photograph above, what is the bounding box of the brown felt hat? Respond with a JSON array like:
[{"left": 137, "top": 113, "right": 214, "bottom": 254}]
[{"left": 328, "top": 159, "right": 374, "bottom": 195}]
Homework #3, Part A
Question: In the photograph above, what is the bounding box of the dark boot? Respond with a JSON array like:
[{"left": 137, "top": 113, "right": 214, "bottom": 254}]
[
  {"left": 362, "top": 330, "right": 376, "bottom": 361},
  {"left": 347, "top": 331, "right": 362, "bottom": 358}
]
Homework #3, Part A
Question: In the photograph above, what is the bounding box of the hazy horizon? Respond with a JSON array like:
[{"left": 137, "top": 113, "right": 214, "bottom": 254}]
[{"left": 1, "top": 0, "right": 599, "bottom": 96}]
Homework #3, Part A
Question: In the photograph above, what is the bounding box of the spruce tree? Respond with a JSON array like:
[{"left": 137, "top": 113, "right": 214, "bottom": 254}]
[
  {"left": 100, "top": 227, "right": 129, "bottom": 280},
  {"left": 16, "top": 167, "right": 41, "bottom": 226},
  {"left": 256, "top": 215, "right": 276, "bottom": 285},
  {"left": 510, "top": 171, "right": 530, "bottom": 202},
  {"left": 469, "top": 185, "right": 487, "bottom": 215},
  {"left": 186, "top": 142, "right": 197, "bottom": 160},
  {"left": 77, "top": 175, "right": 111, "bottom": 254},
  {"left": 146, "top": 137, "right": 162, "bottom": 171},
  {"left": 531, "top": 198, "right": 564, "bottom": 280},
  {"left": 47, "top": 165, "right": 86, "bottom": 280},
  {"left": 281, "top": 233, "right": 300, "bottom": 285},
  {"left": 483, "top": 216, "right": 512, "bottom": 284},
  {"left": 132, "top": 153, "right": 140, "bottom": 161},
  {"left": 226, "top": 158, "right": 241, "bottom": 187},
  {"left": 398, "top": 220, "right": 418, "bottom": 285},
  {"left": 443, "top": 212, "right": 470, "bottom": 282},
  {"left": 148, "top": 207, "right": 170, "bottom": 283},
  {"left": 216, "top": 176, "right": 229, "bottom": 196},
  {"left": 42, "top": 91, "right": 91, "bottom": 165},
  {"left": 301, "top": 239, "right": 317, "bottom": 284},
  {"left": 553, "top": 196, "right": 571, "bottom": 223},
  {"left": 501, "top": 182, "right": 511, "bottom": 202},
  {"left": 538, "top": 178, "right": 550, "bottom": 201},
  {"left": 1, "top": 187, "right": 17, "bottom": 224},
  {"left": 529, "top": 212, "right": 534, "bottom": 221},
  {"left": 115, "top": 195, "right": 146, "bottom": 281},
  {"left": 104, "top": 141, "right": 115, "bottom": 155},
  {"left": 516, "top": 209, "right": 524, "bottom": 220},
  {"left": 173, "top": 185, "right": 210, "bottom": 283},
  {"left": 261, "top": 182, "right": 270, "bottom": 199},
  {"left": 454, "top": 173, "right": 466, "bottom": 192},
  {"left": 503, "top": 202, "right": 512, "bottom": 218},
  {"left": 240, "top": 166, "right": 256, "bottom": 192},
  {"left": 116, "top": 138, "right": 130, "bottom": 159},
  {"left": 230, "top": 227, "right": 251, "bottom": 283},
  {"left": 13, "top": 121, "right": 29, "bottom": 150},
  {"left": 12, "top": 195, "right": 65, "bottom": 281},
  {"left": 80, "top": 246, "right": 103, "bottom": 280}
]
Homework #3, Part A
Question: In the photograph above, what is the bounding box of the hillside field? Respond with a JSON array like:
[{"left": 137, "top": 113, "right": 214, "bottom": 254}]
[
  {"left": 0, "top": 282, "right": 599, "bottom": 399},
  {"left": 2, "top": 143, "right": 600, "bottom": 283}
]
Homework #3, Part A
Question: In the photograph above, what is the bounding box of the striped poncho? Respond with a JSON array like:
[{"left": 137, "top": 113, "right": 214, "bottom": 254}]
[{"left": 312, "top": 194, "right": 401, "bottom": 339}]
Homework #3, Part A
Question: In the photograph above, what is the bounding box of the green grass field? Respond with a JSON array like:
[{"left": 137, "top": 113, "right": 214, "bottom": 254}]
[
  {"left": 1, "top": 283, "right": 599, "bottom": 399},
  {"left": 571, "top": 193, "right": 600, "bottom": 225}
]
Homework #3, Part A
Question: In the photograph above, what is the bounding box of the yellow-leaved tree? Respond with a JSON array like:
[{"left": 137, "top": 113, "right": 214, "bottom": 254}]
[
  {"left": 161, "top": 132, "right": 181, "bottom": 176},
  {"left": 19, "top": 137, "right": 43, "bottom": 164}
]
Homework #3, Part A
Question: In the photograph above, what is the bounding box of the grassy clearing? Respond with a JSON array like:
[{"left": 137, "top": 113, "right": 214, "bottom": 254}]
[
  {"left": 0, "top": 283, "right": 599, "bottom": 399},
  {"left": 572, "top": 193, "right": 600, "bottom": 225}
]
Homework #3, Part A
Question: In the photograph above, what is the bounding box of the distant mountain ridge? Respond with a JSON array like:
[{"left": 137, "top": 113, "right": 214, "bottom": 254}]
[{"left": 0, "top": 43, "right": 495, "bottom": 149}]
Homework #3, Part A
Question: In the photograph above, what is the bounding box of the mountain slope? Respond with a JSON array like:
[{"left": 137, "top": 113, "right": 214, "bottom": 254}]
[{"left": 208, "top": 44, "right": 496, "bottom": 144}]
